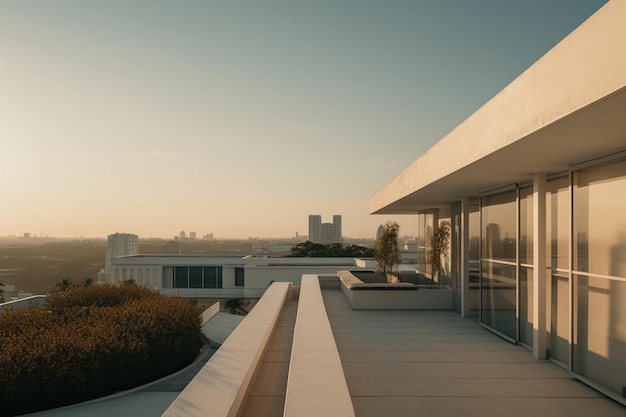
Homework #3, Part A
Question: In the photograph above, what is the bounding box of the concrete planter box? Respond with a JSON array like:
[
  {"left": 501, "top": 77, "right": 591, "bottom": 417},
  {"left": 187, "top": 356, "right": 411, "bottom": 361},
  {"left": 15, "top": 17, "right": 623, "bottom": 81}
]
[{"left": 338, "top": 270, "right": 453, "bottom": 310}]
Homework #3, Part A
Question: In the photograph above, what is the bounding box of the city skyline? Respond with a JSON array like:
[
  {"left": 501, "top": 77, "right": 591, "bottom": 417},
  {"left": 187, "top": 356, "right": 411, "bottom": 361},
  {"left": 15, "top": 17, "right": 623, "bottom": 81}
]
[{"left": 0, "top": 1, "right": 607, "bottom": 239}]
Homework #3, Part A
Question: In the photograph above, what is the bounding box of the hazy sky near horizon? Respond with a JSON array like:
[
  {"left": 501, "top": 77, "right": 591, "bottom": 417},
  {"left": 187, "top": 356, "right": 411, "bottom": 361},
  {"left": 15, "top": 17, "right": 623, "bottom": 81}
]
[{"left": 1, "top": 1, "right": 608, "bottom": 239}]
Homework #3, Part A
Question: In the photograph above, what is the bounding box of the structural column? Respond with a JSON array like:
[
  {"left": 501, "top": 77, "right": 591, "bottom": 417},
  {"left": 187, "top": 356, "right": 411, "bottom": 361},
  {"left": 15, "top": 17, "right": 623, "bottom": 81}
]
[
  {"left": 460, "top": 197, "right": 471, "bottom": 318},
  {"left": 533, "top": 173, "right": 547, "bottom": 359}
]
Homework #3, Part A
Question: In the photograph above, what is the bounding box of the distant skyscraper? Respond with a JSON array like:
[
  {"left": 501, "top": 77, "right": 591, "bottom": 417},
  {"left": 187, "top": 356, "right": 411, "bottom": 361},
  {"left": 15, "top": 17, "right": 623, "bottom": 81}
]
[
  {"left": 105, "top": 233, "right": 139, "bottom": 283},
  {"left": 308, "top": 215, "right": 342, "bottom": 244},
  {"left": 163, "top": 240, "right": 181, "bottom": 254},
  {"left": 189, "top": 232, "right": 197, "bottom": 240},
  {"left": 376, "top": 225, "right": 385, "bottom": 240}
]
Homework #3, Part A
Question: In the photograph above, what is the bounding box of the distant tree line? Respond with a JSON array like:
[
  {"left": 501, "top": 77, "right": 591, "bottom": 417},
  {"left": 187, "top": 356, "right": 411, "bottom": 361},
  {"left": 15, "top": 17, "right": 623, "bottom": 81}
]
[
  {"left": 289, "top": 241, "right": 374, "bottom": 257},
  {"left": 0, "top": 283, "right": 202, "bottom": 417}
]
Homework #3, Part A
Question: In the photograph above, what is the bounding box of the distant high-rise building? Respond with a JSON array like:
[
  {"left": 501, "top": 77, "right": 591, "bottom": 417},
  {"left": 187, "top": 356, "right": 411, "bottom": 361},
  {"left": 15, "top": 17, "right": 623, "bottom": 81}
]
[
  {"left": 179, "top": 231, "right": 186, "bottom": 240},
  {"left": 104, "top": 233, "right": 139, "bottom": 283},
  {"left": 190, "top": 232, "right": 196, "bottom": 240},
  {"left": 308, "top": 215, "right": 342, "bottom": 244},
  {"left": 163, "top": 240, "right": 181, "bottom": 255},
  {"left": 376, "top": 225, "right": 385, "bottom": 240}
]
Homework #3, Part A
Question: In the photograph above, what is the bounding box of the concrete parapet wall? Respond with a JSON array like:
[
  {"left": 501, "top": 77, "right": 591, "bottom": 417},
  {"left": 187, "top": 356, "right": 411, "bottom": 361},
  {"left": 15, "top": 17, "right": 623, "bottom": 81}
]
[
  {"left": 0, "top": 295, "right": 46, "bottom": 313},
  {"left": 347, "top": 286, "right": 454, "bottom": 309},
  {"left": 283, "top": 275, "right": 355, "bottom": 417},
  {"left": 201, "top": 301, "right": 222, "bottom": 325},
  {"left": 318, "top": 274, "right": 341, "bottom": 289},
  {"left": 162, "top": 281, "right": 291, "bottom": 417},
  {"left": 338, "top": 271, "right": 453, "bottom": 310}
]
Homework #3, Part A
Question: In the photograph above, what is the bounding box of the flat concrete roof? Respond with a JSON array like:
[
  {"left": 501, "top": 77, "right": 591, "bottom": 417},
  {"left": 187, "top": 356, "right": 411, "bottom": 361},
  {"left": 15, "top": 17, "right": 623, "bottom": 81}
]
[{"left": 370, "top": 0, "right": 626, "bottom": 214}]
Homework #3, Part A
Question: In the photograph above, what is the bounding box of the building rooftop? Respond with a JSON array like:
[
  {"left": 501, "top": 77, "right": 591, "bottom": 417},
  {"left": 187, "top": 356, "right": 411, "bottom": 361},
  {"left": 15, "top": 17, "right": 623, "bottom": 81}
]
[{"left": 28, "top": 277, "right": 626, "bottom": 417}]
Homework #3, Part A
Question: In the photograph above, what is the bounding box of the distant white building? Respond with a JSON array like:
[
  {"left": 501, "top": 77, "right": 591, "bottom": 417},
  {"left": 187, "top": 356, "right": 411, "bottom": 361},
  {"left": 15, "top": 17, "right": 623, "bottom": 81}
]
[
  {"left": 308, "top": 215, "right": 342, "bottom": 244},
  {"left": 104, "top": 233, "right": 139, "bottom": 282},
  {"left": 375, "top": 225, "right": 384, "bottom": 240},
  {"left": 109, "top": 254, "right": 369, "bottom": 298}
]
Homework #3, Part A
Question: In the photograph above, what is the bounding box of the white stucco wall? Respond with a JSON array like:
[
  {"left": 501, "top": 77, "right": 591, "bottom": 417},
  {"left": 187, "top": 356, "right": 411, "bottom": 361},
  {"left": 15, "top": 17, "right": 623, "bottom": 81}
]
[{"left": 110, "top": 256, "right": 368, "bottom": 299}]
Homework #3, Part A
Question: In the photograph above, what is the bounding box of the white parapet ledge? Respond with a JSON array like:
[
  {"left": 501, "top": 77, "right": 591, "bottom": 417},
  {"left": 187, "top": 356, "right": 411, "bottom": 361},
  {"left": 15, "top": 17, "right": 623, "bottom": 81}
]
[
  {"left": 162, "top": 282, "right": 291, "bottom": 417},
  {"left": 201, "top": 301, "right": 222, "bottom": 325},
  {"left": 283, "top": 274, "right": 355, "bottom": 417}
]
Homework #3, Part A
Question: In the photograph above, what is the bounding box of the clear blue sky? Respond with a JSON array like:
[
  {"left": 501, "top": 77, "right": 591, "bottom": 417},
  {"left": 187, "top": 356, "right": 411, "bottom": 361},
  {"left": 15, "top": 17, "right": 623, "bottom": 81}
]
[{"left": 0, "top": 0, "right": 608, "bottom": 239}]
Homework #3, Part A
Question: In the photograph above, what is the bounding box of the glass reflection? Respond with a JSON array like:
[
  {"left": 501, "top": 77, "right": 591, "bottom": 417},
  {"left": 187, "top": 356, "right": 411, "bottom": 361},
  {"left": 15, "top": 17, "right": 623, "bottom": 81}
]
[
  {"left": 481, "top": 190, "right": 517, "bottom": 339},
  {"left": 481, "top": 261, "right": 516, "bottom": 339},
  {"left": 519, "top": 266, "right": 533, "bottom": 345},
  {"left": 417, "top": 212, "right": 435, "bottom": 276},
  {"left": 572, "top": 158, "right": 626, "bottom": 398},
  {"left": 574, "top": 159, "right": 626, "bottom": 278},
  {"left": 519, "top": 187, "right": 533, "bottom": 265},
  {"left": 547, "top": 177, "right": 569, "bottom": 270},
  {"left": 467, "top": 202, "right": 480, "bottom": 320},
  {"left": 482, "top": 191, "right": 517, "bottom": 263},
  {"left": 546, "top": 176, "right": 570, "bottom": 364},
  {"left": 573, "top": 274, "right": 626, "bottom": 398},
  {"left": 550, "top": 272, "right": 569, "bottom": 364}
]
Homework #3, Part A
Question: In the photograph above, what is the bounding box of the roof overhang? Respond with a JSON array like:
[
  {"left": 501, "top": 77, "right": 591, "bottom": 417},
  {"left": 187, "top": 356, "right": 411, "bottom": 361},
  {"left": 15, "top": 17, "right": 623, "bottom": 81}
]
[{"left": 370, "top": 0, "right": 626, "bottom": 214}]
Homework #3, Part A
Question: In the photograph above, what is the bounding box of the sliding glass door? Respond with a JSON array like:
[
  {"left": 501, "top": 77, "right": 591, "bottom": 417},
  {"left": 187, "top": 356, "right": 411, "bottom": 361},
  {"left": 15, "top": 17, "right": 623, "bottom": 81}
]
[{"left": 481, "top": 190, "right": 517, "bottom": 340}]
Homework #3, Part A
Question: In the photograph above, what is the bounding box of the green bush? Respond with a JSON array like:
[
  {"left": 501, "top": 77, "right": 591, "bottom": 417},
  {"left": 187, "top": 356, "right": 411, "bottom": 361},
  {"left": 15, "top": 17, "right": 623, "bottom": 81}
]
[{"left": 0, "top": 284, "right": 202, "bottom": 417}]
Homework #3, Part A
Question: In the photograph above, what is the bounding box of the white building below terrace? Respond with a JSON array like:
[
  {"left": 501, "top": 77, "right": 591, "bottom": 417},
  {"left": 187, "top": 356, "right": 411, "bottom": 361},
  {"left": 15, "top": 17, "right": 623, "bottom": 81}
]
[{"left": 109, "top": 255, "right": 375, "bottom": 299}]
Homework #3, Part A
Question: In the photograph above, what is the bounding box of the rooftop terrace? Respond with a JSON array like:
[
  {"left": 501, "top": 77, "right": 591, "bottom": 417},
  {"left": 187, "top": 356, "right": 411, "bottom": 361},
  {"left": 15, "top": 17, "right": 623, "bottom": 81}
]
[{"left": 27, "top": 276, "right": 626, "bottom": 417}]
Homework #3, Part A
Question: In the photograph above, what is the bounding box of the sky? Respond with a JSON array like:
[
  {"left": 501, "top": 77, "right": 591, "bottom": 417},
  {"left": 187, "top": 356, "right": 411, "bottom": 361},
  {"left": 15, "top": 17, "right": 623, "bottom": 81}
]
[{"left": 0, "top": 0, "right": 609, "bottom": 240}]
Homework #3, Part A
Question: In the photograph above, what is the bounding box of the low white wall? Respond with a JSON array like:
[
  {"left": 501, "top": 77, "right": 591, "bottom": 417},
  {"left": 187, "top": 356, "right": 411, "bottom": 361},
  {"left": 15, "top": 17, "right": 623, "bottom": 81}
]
[
  {"left": 201, "top": 301, "right": 222, "bottom": 325},
  {"left": 162, "top": 282, "right": 291, "bottom": 417},
  {"left": 349, "top": 287, "right": 454, "bottom": 310},
  {"left": 284, "top": 275, "right": 355, "bottom": 417},
  {"left": 0, "top": 295, "right": 47, "bottom": 313},
  {"left": 338, "top": 272, "right": 454, "bottom": 310}
]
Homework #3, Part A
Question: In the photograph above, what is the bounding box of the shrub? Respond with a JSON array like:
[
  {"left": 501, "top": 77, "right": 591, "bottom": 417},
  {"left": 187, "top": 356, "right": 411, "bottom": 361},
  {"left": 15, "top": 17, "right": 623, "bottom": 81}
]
[{"left": 0, "top": 285, "right": 202, "bottom": 417}]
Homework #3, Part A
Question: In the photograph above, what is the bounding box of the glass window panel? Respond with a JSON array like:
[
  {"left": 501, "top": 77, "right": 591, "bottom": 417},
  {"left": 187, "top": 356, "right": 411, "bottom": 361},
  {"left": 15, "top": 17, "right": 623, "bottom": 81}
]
[
  {"left": 546, "top": 176, "right": 570, "bottom": 270},
  {"left": 204, "top": 267, "right": 217, "bottom": 288},
  {"left": 438, "top": 217, "right": 452, "bottom": 287},
  {"left": 549, "top": 271, "right": 570, "bottom": 364},
  {"left": 217, "top": 267, "right": 223, "bottom": 288},
  {"left": 189, "top": 266, "right": 202, "bottom": 288},
  {"left": 468, "top": 202, "right": 480, "bottom": 320},
  {"left": 573, "top": 274, "right": 626, "bottom": 397},
  {"left": 174, "top": 266, "right": 188, "bottom": 288},
  {"left": 235, "top": 267, "right": 245, "bottom": 287},
  {"left": 417, "top": 213, "right": 435, "bottom": 275},
  {"left": 519, "top": 266, "right": 533, "bottom": 345},
  {"left": 574, "top": 159, "right": 626, "bottom": 277},
  {"left": 481, "top": 190, "right": 517, "bottom": 263},
  {"left": 163, "top": 267, "right": 173, "bottom": 288},
  {"left": 481, "top": 261, "right": 516, "bottom": 339},
  {"left": 519, "top": 187, "right": 533, "bottom": 265},
  {"left": 452, "top": 203, "right": 462, "bottom": 313}
]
